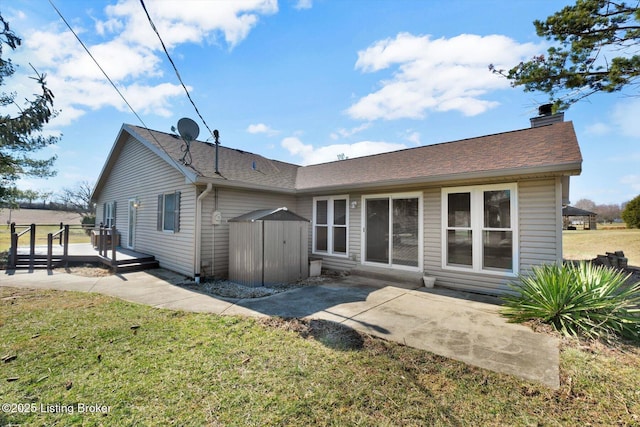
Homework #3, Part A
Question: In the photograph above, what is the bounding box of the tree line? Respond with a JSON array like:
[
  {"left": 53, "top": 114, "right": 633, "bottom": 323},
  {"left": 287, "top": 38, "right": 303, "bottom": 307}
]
[
  {"left": 574, "top": 197, "right": 632, "bottom": 224},
  {"left": 1, "top": 181, "right": 95, "bottom": 215}
]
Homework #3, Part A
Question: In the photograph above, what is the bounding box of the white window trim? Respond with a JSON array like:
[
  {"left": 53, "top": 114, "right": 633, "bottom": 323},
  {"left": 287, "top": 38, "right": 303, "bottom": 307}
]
[
  {"left": 312, "top": 195, "right": 349, "bottom": 257},
  {"left": 441, "top": 183, "right": 519, "bottom": 276},
  {"left": 360, "top": 192, "right": 423, "bottom": 272}
]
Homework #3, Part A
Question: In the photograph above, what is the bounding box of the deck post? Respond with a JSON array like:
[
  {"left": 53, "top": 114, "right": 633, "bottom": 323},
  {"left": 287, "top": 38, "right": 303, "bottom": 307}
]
[
  {"left": 59, "top": 222, "right": 63, "bottom": 245},
  {"left": 10, "top": 222, "right": 15, "bottom": 234},
  {"left": 111, "top": 225, "right": 117, "bottom": 266},
  {"left": 29, "top": 224, "right": 36, "bottom": 267},
  {"left": 47, "top": 233, "right": 53, "bottom": 270},
  {"left": 63, "top": 224, "right": 70, "bottom": 265},
  {"left": 9, "top": 232, "right": 17, "bottom": 268},
  {"left": 99, "top": 224, "right": 105, "bottom": 257}
]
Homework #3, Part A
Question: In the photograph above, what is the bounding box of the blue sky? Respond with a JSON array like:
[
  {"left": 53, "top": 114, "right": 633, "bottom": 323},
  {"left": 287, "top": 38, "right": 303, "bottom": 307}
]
[{"left": 4, "top": 0, "right": 639, "bottom": 205}]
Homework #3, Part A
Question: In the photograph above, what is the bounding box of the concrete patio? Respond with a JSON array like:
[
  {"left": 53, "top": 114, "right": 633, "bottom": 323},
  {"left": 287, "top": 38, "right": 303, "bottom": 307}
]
[{"left": 0, "top": 268, "right": 560, "bottom": 388}]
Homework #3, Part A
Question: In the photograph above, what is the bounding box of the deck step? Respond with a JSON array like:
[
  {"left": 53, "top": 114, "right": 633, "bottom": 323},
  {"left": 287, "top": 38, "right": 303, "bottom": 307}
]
[
  {"left": 349, "top": 265, "right": 423, "bottom": 289},
  {"left": 114, "top": 260, "right": 160, "bottom": 274},
  {"left": 13, "top": 255, "right": 64, "bottom": 269}
]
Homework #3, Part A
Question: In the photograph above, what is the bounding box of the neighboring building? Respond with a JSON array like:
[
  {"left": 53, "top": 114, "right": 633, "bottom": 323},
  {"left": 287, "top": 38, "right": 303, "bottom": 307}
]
[
  {"left": 91, "top": 112, "right": 582, "bottom": 294},
  {"left": 562, "top": 206, "right": 598, "bottom": 230}
]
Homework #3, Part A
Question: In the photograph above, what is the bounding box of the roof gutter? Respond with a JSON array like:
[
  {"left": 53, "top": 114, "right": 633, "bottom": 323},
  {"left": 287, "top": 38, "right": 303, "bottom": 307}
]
[
  {"left": 193, "top": 176, "right": 297, "bottom": 194},
  {"left": 194, "top": 183, "right": 213, "bottom": 283}
]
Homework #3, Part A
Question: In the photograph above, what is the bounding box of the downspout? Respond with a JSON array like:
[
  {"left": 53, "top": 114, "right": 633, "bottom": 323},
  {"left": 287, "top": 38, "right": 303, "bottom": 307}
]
[{"left": 194, "top": 183, "right": 213, "bottom": 284}]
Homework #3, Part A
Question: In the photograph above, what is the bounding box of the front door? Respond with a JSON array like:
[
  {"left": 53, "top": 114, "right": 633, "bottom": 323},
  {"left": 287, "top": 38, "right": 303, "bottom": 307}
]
[
  {"left": 363, "top": 194, "right": 422, "bottom": 270},
  {"left": 127, "top": 199, "right": 136, "bottom": 249}
]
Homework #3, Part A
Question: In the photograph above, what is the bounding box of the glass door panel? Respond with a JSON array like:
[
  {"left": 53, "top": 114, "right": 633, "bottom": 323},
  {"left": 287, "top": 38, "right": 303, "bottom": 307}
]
[
  {"left": 392, "top": 198, "right": 419, "bottom": 267},
  {"left": 365, "top": 198, "right": 389, "bottom": 264}
]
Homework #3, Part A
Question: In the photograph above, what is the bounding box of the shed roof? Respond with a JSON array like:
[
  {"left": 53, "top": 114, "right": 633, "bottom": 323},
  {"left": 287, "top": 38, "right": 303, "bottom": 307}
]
[
  {"left": 228, "top": 207, "right": 309, "bottom": 222},
  {"left": 562, "top": 206, "right": 597, "bottom": 216}
]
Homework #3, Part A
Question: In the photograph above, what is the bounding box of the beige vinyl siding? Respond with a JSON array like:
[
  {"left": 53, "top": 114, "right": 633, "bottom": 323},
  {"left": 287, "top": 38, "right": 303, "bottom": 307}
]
[
  {"left": 422, "top": 187, "right": 441, "bottom": 275},
  {"left": 518, "top": 178, "right": 562, "bottom": 274},
  {"left": 201, "top": 188, "right": 296, "bottom": 280},
  {"left": 95, "top": 135, "right": 196, "bottom": 277},
  {"left": 296, "top": 195, "right": 313, "bottom": 257}
]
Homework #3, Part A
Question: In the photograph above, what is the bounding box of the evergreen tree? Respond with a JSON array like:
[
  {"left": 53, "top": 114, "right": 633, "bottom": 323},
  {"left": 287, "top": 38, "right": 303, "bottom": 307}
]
[
  {"left": 621, "top": 194, "right": 640, "bottom": 228},
  {"left": 1, "top": 14, "right": 59, "bottom": 204},
  {"left": 490, "top": 1, "right": 640, "bottom": 110}
]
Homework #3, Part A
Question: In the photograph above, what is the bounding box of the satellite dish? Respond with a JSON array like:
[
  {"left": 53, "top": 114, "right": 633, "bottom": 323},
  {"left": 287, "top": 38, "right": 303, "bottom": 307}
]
[{"left": 176, "top": 117, "right": 200, "bottom": 141}]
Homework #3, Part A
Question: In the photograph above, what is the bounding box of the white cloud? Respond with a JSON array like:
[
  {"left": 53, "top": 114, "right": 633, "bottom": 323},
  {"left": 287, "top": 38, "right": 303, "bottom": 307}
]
[
  {"left": 405, "top": 131, "right": 421, "bottom": 145},
  {"left": 585, "top": 122, "right": 610, "bottom": 135},
  {"left": 329, "top": 123, "right": 371, "bottom": 140},
  {"left": 282, "top": 136, "right": 406, "bottom": 165},
  {"left": 102, "top": 0, "right": 278, "bottom": 49},
  {"left": 620, "top": 174, "right": 640, "bottom": 192},
  {"left": 612, "top": 98, "right": 640, "bottom": 137},
  {"left": 11, "top": 0, "right": 276, "bottom": 129},
  {"left": 294, "top": 0, "right": 313, "bottom": 10},
  {"left": 247, "top": 123, "right": 279, "bottom": 135},
  {"left": 347, "top": 33, "right": 541, "bottom": 120}
]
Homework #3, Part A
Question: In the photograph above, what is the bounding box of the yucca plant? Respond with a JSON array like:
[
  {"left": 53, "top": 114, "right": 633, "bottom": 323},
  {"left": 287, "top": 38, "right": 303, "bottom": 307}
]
[{"left": 501, "top": 261, "right": 640, "bottom": 341}]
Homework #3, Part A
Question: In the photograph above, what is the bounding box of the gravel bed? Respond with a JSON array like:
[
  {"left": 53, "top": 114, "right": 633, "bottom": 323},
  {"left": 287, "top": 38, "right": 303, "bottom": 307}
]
[{"left": 179, "top": 275, "right": 339, "bottom": 299}]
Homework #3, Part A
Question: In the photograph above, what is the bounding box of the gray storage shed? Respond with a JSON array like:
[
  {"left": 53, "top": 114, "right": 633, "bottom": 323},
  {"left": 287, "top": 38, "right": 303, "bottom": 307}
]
[{"left": 228, "top": 207, "right": 310, "bottom": 286}]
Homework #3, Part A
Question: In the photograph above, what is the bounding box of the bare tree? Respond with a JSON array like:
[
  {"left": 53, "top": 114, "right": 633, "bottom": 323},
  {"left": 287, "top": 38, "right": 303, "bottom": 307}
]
[
  {"left": 594, "top": 203, "right": 622, "bottom": 223},
  {"left": 58, "top": 180, "right": 95, "bottom": 214},
  {"left": 574, "top": 198, "right": 597, "bottom": 211}
]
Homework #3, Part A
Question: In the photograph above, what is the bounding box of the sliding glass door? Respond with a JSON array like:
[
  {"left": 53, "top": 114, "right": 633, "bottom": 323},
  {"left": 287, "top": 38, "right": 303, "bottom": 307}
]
[{"left": 364, "top": 194, "right": 421, "bottom": 270}]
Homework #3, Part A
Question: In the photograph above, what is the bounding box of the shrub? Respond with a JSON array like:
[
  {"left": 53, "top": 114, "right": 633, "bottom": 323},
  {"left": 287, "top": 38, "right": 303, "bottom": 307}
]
[
  {"left": 501, "top": 262, "right": 640, "bottom": 341},
  {"left": 621, "top": 194, "right": 640, "bottom": 228}
]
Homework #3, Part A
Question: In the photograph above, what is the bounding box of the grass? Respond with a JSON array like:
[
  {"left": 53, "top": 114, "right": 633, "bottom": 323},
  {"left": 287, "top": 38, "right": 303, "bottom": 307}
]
[
  {"left": 563, "top": 228, "right": 640, "bottom": 266},
  {"left": 0, "top": 224, "right": 91, "bottom": 252},
  {"left": 1, "top": 287, "right": 639, "bottom": 426}
]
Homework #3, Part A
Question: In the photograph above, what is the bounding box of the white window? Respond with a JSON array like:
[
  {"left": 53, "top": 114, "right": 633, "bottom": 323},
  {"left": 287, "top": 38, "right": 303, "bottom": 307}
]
[
  {"left": 442, "top": 184, "right": 517, "bottom": 274},
  {"left": 103, "top": 201, "right": 116, "bottom": 228},
  {"left": 313, "top": 196, "right": 348, "bottom": 256},
  {"left": 157, "top": 191, "right": 181, "bottom": 232}
]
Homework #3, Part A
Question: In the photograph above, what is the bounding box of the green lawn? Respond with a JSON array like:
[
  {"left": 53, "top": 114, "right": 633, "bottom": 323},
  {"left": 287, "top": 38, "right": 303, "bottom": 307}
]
[
  {"left": 563, "top": 228, "right": 640, "bottom": 266},
  {"left": 1, "top": 287, "right": 639, "bottom": 426}
]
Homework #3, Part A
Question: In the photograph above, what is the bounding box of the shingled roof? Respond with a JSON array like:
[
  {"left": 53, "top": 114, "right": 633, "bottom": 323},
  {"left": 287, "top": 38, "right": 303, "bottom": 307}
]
[
  {"left": 296, "top": 121, "right": 582, "bottom": 191},
  {"left": 126, "top": 125, "right": 300, "bottom": 192},
  {"left": 97, "top": 120, "right": 581, "bottom": 196}
]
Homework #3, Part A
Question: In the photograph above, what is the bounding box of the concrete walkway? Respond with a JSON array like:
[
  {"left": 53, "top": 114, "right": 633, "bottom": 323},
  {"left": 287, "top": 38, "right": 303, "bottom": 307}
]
[{"left": 0, "top": 268, "right": 559, "bottom": 388}]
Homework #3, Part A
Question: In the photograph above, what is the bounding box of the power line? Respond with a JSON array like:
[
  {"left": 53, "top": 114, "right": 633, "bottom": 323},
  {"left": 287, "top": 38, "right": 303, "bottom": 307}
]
[
  {"left": 48, "top": 0, "right": 199, "bottom": 184},
  {"left": 139, "top": 0, "right": 218, "bottom": 142}
]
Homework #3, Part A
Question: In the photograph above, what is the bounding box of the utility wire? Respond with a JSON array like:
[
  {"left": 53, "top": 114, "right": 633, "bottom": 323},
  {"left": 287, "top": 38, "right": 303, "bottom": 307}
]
[
  {"left": 48, "top": 0, "right": 199, "bottom": 184},
  {"left": 139, "top": 0, "right": 218, "bottom": 143}
]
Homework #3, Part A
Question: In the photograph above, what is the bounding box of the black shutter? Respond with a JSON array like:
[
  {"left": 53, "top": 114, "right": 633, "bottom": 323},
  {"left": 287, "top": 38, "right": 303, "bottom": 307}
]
[
  {"left": 112, "top": 201, "right": 117, "bottom": 227},
  {"left": 157, "top": 194, "right": 163, "bottom": 231},
  {"left": 173, "top": 191, "right": 181, "bottom": 232}
]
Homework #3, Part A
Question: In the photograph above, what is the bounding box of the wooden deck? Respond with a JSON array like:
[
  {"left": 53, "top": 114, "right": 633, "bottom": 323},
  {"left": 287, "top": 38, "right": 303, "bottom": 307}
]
[
  {"left": 17, "top": 243, "right": 146, "bottom": 259},
  {"left": 13, "top": 243, "right": 159, "bottom": 272}
]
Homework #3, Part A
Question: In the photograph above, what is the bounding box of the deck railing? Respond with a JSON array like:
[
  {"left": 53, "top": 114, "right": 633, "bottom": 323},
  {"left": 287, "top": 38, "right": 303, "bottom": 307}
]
[
  {"left": 9, "top": 223, "right": 35, "bottom": 268},
  {"left": 47, "top": 224, "right": 69, "bottom": 269},
  {"left": 98, "top": 224, "right": 118, "bottom": 266},
  {"left": 9, "top": 222, "right": 77, "bottom": 269}
]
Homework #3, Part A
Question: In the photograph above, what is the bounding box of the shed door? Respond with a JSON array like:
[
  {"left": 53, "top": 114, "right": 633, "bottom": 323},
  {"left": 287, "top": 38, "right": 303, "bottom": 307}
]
[{"left": 263, "top": 222, "right": 305, "bottom": 284}]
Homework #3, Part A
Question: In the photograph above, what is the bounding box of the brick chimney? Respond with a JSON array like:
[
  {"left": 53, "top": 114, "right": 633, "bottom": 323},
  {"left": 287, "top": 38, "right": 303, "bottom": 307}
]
[{"left": 530, "top": 103, "right": 564, "bottom": 128}]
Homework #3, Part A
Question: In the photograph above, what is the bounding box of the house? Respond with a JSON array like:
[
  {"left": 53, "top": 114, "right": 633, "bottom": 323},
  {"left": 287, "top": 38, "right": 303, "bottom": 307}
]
[{"left": 91, "top": 111, "right": 582, "bottom": 294}]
